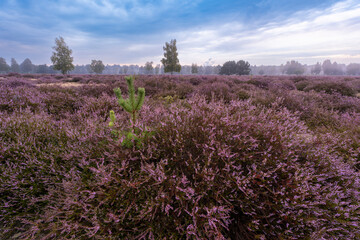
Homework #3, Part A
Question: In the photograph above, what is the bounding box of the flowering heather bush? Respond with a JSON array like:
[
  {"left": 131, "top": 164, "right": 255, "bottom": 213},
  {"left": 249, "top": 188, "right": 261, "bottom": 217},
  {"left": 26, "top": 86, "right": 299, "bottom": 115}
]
[
  {"left": 6, "top": 72, "right": 21, "bottom": 77},
  {"left": 304, "top": 80, "right": 356, "bottom": 97},
  {"left": 0, "top": 85, "right": 43, "bottom": 113},
  {"left": 189, "top": 77, "right": 201, "bottom": 85},
  {"left": 174, "top": 82, "right": 194, "bottom": 99},
  {"left": 295, "top": 79, "right": 311, "bottom": 91},
  {"left": 349, "top": 78, "right": 360, "bottom": 92},
  {"left": 142, "top": 76, "right": 177, "bottom": 97},
  {"left": 268, "top": 79, "right": 296, "bottom": 91},
  {"left": 0, "top": 110, "right": 115, "bottom": 239},
  {"left": 77, "top": 82, "right": 125, "bottom": 98},
  {"left": 0, "top": 74, "right": 360, "bottom": 239},
  {"left": 42, "top": 88, "right": 81, "bottom": 120},
  {"left": 198, "top": 81, "right": 233, "bottom": 102},
  {"left": 246, "top": 77, "right": 270, "bottom": 89}
]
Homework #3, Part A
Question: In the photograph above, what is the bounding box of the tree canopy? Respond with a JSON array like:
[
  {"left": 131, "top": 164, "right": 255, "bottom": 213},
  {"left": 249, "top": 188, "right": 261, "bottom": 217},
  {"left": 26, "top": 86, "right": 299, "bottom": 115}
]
[
  {"left": 311, "top": 62, "right": 321, "bottom": 75},
  {"left": 191, "top": 63, "right": 198, "bottom": 74},
  {"left": 346, "top": 63, "right": 360, "bottom": 75},
  {"left": 219, "top": 60, "right": 251, "bottom": 75},
  {"left": 20, "top": 58, "right": 33, "bottom": 73},
  {"left": 161, "top": 39, "right": 181, "bottom": 74},
  {"left": 283, "top": 60, "right": 305, "bottom": 75},
  {"left": 10, "top": 58, "right": 20, "bottom": 73},
  {"left": 51, "top": 36, "right": 74, "bottom": 74},
  {"left": 0, "top": 57, "right": 10, "bottom": 73},
  {"left": 90, "top": 60, "right": 105, "bottom": 74},
  {"left": 322, "top": 60, "right": 344, "bottom": 75},
  {"left": 145, "top": 61, "right": 153, "bottom": 74}
]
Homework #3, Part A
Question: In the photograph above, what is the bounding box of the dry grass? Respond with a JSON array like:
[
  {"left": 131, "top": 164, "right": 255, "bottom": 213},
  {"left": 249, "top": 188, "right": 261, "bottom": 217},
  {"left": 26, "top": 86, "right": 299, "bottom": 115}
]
[
  {"left": 37, "top": 82, "right": 84, "bottom": 87},
  {"left": 36, "top": 82, "right": 106, "bottom": 87}
]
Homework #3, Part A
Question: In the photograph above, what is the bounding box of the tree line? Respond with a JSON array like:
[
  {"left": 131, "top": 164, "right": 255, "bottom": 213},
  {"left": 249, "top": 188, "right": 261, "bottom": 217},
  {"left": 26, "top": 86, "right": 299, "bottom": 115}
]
[{"left": 1, "top": 36, "right": 360, "bottom": 76}]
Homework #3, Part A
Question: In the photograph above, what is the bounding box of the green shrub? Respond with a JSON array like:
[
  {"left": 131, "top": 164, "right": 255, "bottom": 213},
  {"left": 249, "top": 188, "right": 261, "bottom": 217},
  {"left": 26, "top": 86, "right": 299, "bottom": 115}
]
[
  {"left": 236, "top": 90, "right": 250, "bottom": 100},
  {"left": 304, "top": 81, "right": 356, "bottom": 96}
]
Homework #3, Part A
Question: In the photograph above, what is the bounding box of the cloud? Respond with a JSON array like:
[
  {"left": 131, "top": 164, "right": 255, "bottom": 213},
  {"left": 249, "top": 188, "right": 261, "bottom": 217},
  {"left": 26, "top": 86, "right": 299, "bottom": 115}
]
[
  {"left": 172, "top": 0, "right": 360, "bottom": 65},
  {"left": 0, "top": 0, "right": 359, "bottom": 66}
]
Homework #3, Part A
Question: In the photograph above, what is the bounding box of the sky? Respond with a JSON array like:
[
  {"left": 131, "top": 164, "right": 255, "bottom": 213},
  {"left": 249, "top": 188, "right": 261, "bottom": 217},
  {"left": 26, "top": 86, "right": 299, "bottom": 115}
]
[{"left": 0, "top": 0, "right": 360, "bottom": 66}]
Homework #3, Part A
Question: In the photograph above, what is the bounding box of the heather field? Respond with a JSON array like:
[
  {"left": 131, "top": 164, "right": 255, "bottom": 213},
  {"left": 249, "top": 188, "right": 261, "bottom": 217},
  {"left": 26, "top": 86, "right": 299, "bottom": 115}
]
[{"left": 1, "top": 73, "right": 360, "bottom": 239}]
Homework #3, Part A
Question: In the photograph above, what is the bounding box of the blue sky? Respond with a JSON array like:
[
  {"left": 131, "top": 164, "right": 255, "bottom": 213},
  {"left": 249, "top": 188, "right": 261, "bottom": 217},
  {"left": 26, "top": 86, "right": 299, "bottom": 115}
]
[{"left": 0, "top": 0, "right": 359, "bottom": 66}]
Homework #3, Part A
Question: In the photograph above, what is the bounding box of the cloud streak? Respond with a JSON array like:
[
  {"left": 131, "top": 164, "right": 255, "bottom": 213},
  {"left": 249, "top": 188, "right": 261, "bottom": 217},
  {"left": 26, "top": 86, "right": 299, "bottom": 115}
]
[
  {"left": 174, "top": 0, "right": 360, "bottom": 65},
  {"left": 0, "top": 0, "right": 359, "bottom": 66}
]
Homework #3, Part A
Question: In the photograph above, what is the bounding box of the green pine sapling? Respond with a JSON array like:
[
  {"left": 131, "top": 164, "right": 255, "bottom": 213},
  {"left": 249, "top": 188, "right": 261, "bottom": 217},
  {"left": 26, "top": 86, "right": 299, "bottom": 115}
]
[
  {"left": 111, "top": 76, "right": 145, "bottom": 132},
  {"left": 109, "top": 76, "right": 150, "bottom": 148},
  {"left": 109, "top": 110, "right": 116, "bottom": 127}
]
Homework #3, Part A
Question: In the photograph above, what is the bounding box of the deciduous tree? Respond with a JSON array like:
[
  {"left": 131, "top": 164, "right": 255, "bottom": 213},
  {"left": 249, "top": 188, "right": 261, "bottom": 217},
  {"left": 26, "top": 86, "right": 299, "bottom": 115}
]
[
  {"left": 191, "top": 63, "right": 198, "bottom": 74},
  {"left": 219, "top": 61, "right": 237, "bottom": 75},
  {"left": 51, "top": 36, "right": 74, "bottom": 74},
  {"left": 154, "top": 64, "right": 160, "bottom": 75},
  {"left": 283, "top": 60, "right": 304, "bottom": 75},
  {"left": 311, "top": 62, "right": 321, "bottom": 75},
  {"left": 36, "top": 64, "right": 49, "bottom": 74},
  {"left": 346, "top": 63, "right": 360, "bottom": 75},
  {"left": 0, "top": 57, "right": 10, "bottom": 73},
  {"left": 161, "top": 39, "right": 181, "bottom": 74},
  {"left": 236, "top": 60, "right": 251, "bottom": 75},
  {"left": 322, "top": 60, "right": 343, "bottom": 75},
  {"left": 20, "top": 58, "right": 34, "bottom": 73},
  {"left": 90, "top": 60, "right": 105, "bottom": 74},
  {"left": 219, "top": 60, "right": 251, "bottom": 75},
  {"left": 10, "top": 58, "right": 20, "bottom": 73},
  {"left": 145, "top": 61, "right": 153, "bottom": 74}
]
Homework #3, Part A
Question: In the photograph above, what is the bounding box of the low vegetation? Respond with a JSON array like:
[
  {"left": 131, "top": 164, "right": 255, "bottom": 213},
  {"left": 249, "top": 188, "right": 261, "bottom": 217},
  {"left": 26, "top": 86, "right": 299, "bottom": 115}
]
[{"left": 1, "top": 74, "right": 359, "bottom": 239}]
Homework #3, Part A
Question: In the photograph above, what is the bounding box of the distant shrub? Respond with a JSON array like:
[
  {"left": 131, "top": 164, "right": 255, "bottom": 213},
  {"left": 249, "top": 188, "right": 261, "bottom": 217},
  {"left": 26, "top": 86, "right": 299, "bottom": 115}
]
[
  {"left": 236, "top": 89, "right": 251, "bottom": 100},
  {"left": 246, "top": 78, "right": 269, "bottom": 89},
  {"left": 88, "top": 78, "right": 102, "bottom": 84},
  {"left": 232, "top": 78, "right": 243, "bottom": 84},
  {"left": 66, "top": 76, "right": 83, "bottom": 82},
  {"left": 234, "top": 83, "right": 258, "bottom": 91},
  {"left": 269, "top": 79, "right": 296, "bottom": 90},
  {"left": 78, "top": 84, "right": 121, "bottom": 98},
  {"left": 251, "top": 89, "right": 278, "bottom": 108},
  {"left": 6, "top": 72, "right": 21, "bottom": 77},
  {"left": 43, "top": 89, "right": 80, "bottom": 119},
  {"left": 189, "top": 77, "right": 201, "bottom": 85},
  {"left": 76, "top": 94, "right": 119, "bottom": 120},
  {"left": 143, "top": 77, "right": 176, "bottom": 96},
  {"left": 349, "top": 79, "right": 360, "bottom": 92},
  {"left": 22, "top": 74, "right": 35, "bottom": 78},
  {"left": 295, "top": 80, "right": 311, "bottom": 91},
  {"left": 175, "top": 82, "right": 194, "bottom": 99},
  {"left": 198, "top": 81, "right": 232, "bottom": 102},
  {"left": 54, "top": 75, "right": 64, "bottom": 79},
  {"left": 3, "top": 78, "right": 35, "bottom": 89},
  {"left": 304, "top": 81, "right": 356, "bottom": 96},
  {"left": 290, "top": 76, "right": 307, "bottom": 83}
]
